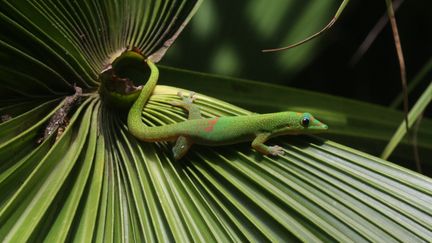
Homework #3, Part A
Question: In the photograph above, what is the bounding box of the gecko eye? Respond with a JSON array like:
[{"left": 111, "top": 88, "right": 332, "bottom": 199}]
[{"left": 301, "top": 117, "right": 310, "bottom": 127}]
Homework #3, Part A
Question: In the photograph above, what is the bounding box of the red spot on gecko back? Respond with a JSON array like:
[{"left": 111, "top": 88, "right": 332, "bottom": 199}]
[{"left": 203, "top": 117, "right": 219, "bottom": 132}]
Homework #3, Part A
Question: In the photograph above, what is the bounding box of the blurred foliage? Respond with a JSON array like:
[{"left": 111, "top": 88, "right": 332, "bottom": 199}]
[
  {"left": 164, "top": 0, "right": 336, "bottom": 80},
  {"left": 164, "top": 0, "right": 432, "bottom": 108}
]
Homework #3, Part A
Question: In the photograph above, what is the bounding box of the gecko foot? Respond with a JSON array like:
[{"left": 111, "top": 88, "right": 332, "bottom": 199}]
[
  {"left": 268, "top": 145, "right": 284, "bottom": 156},
  {"left": 172, "top": 91, "right": 197, "bottom": 106},
  {"left": 178, "top": 91, "right": 196, "bottom": 102},
  {"left": 171, "top": 91, "right": 202, "bottom": 118}
]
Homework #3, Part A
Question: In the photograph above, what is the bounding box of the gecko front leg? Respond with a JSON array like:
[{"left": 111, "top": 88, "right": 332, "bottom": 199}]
[{"left": 252, "top": 133, "right": 285, "bottom": 156}]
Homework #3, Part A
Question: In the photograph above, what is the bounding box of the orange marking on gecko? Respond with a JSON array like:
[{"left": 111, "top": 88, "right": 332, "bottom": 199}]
[{"left": 204, "top": 117, "right": 219, "bottom": 132}]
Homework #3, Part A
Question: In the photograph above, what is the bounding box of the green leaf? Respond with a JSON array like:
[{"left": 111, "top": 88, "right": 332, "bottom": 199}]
[
  {"left": 382, "top": 80, "right": 432, "bottom": 159},
  {"left": 1, "top": 0, "right": 432, "bottom": 241},
  {"left": 1, "top": 83, "right": 432, "bottom": 241},
  {"left": 0, "top": 0, "right": 202, "bottom": 92},
  {"left": 0, "top": 98, "right": 95, "bottom": 242}
]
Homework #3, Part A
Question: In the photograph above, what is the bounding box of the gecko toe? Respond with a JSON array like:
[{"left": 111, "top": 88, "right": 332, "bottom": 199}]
[
  {"left": 170, "top": 100, "right": 182, "bottom": 106},
  {"left": 189, "top": 92, "right": 197, "bottom": 101},
  {"left": 269, "top": 145, "right": 284, "bottom": 156}
]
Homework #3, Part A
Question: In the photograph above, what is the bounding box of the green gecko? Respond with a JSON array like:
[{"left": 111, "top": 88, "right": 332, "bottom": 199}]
[{"left": 127, "top": 58, "right": 328, "bottom": 160}]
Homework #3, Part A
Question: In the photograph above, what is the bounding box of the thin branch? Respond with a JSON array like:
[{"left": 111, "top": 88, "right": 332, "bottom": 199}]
[
  {"left": 262, "top": 0, "right": 350, "bottom": 52},
  {"left": 350, "top": 0, "right": 404, "bottom": 66},
  {"left": 262, "top": 18, "right": 336, "bottom": 53},
  {"left": 385, "top": 0, "right": 409, "bottom": 132}
]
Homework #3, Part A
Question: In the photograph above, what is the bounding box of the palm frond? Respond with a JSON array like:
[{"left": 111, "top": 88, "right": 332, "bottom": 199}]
[{"left": 0, "top": 0, "right": 431, "bottom": 241}]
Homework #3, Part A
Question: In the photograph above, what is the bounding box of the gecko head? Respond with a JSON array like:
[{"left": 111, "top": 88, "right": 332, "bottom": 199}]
[
  {"left": 273, "top": 112, "right": 328, "bottom": 135},
  {"left": 298, "top": 112, "right": 328, "bottom": 132}
]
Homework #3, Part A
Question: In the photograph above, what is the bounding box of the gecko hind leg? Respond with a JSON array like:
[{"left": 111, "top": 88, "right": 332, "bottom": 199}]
[
  {"left": 170, "top": 91, "right": 202, "bottom": 119},
  {"left": 171, "top": 91, "right": 200, "bottom": 160}
]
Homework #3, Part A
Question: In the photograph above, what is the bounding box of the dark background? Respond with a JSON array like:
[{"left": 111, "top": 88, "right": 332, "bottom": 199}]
[{"left": 163, "top": 0, "right": 432, "bottom": 112}]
